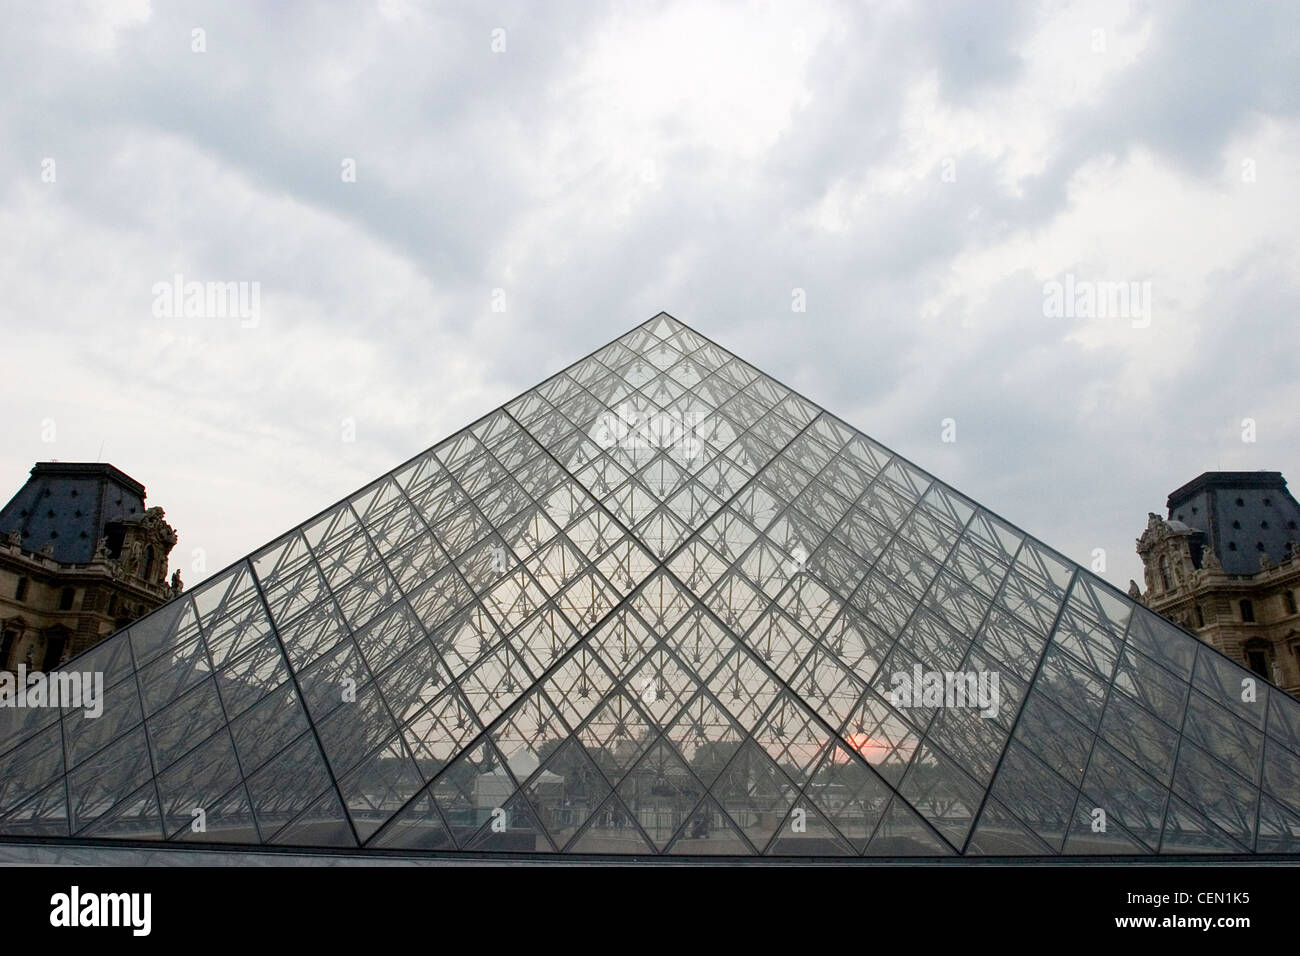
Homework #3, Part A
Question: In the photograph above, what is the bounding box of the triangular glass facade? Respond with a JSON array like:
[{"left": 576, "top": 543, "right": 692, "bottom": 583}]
[{"left": 3, "top": 312, "right": 1299, "bottom": 857}]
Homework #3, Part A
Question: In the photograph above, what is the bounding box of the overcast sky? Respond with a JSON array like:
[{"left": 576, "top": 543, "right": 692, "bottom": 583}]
[{"left": 2, "top": 0, "right": 1297, "bottom": 595}]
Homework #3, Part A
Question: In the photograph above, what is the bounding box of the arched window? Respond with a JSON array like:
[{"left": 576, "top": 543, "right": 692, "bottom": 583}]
[
  {"left": 14, "top": 577, "right": 28, "bottom": 601},
  {"left": 1194, "top": 605, "right": 1205, "bottom": 628},
  {"left": 1159, "top": 556, "right": 1172, "bottom": 591},
  {"left": 1240, "top": 599, "right": 1255, "bottom": 623}
]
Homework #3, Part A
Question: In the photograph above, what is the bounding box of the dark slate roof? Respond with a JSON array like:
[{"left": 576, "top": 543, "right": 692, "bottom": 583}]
[
  {"left": 0, "top": 462, "right": 148, "bottom": 564},
  {"left": 1167, "top": 471, "right": 1300, "bottom": 575}
]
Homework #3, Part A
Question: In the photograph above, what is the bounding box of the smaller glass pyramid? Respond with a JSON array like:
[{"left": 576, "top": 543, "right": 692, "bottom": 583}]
[{"left": 1, "top": 312, "right": 1297, "bottom": 858}]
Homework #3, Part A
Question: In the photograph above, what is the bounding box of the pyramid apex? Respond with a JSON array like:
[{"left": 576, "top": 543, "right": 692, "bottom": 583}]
[{"left": 4, "top": 307, "right": 1296, "bottom": 861}]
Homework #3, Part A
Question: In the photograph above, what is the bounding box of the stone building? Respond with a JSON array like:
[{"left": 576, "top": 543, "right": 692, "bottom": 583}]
[
  {"left": 1133, "top": 470, "right": 1300, "bottom": 696},
  {"left": 0, "top": 462, "right": 181, "bottom": 672}
]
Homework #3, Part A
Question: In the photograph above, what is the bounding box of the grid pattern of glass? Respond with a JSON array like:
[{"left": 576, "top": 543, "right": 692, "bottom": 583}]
[{"left": 1, "top": 313, "right": 1298, "bottom": 856}]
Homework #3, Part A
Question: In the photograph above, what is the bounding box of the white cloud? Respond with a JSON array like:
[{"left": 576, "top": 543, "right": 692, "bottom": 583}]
[{"left": 2, "top": 0, "right": 1297, "bottom": 594}]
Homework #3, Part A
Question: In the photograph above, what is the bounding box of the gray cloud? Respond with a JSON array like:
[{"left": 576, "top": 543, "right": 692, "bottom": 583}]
[{"left": 2, "top": 0, "right": 1297, "bottom": 595}]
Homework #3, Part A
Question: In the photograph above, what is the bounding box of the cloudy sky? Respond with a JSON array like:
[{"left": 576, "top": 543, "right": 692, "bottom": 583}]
[{"left": 2, "top": 0, "right": 1297, "bottom": 595}]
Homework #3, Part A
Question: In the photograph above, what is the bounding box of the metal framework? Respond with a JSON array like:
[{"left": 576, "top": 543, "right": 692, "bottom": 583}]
[{"left": 1, "top": 312, "right": 1298, "bottom": 858}]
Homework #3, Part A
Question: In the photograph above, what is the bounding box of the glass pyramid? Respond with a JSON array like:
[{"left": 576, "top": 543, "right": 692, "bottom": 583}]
[{"left": 3, "top": 312, "right": 1299, "bottom": 859}]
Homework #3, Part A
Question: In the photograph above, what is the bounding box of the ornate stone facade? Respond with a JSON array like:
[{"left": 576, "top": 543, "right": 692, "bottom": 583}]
[
  {"left": 0, "top": 463, "right": 181, "bottom": 672},
  {"left": 1134, "top": 474, "right": 1300, "bottom": 697}
]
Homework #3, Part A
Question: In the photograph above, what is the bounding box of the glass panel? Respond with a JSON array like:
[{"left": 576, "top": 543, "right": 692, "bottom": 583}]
[
  {"left": 578, "top": 692, "right": 655, "bottom": 783},
  {"left": 1061, "top": 796, "right": 1150, "bottom": 855},
  {"left": 375, "top": 641, "right": 447, "bottom": 725},
  {"left": 0, "top": 779, "right": 68, "bottom": 836},
  {"left": 1257, "top": 795, "right": 1300, "bottom": 853},
  {"left": 402, "top": 687, "right": 480, "bottom": 777},
  {"left": 1161, "top": 793, "right": 1245, "bottom": 854},
  {"left": 987, "top": 740, "right": 1079, "bottom": 852},
  {"left": 1124, "top": 607, "right": 1198, "bottom": 680},
  {"left": 136, "top": 635, "right": 212, "bottom": 717},
  {"left": 0, "top": 704, "right": 60, "bottom": 768},
  {"left": 1033, "top": 645, "right": 1107, "bottom": 730},
  {"left": 77, "top": 780, "right": 163, "bottom": 841},
  {"left": 129, "top": 597, "right": 201, "bottom": 667},
  {"left": 0, "top": 723, "right": 64, "bottom": 818},
  {"left": 1261, "top": 738, "right": 1300, "bottom": 816},
  {"left": 1192, "top": 644, "right": 1269, "bottom": 729},
  {"left": 1267, "top": 689, "right": 1300, "bottom": 752},
  {"left": 568, "top": 794, "right": 657, "bottom": 855},
  {"left": 67, "top": 726, "right": 154, "bottom": 834},
  {"left": 1181, "top": 690, "right": 1264, "bottom": 783},
  {"left": 335, "top": 736, "right": 424, "bottom": 842},
  {"left": 766, "top": 800, "right": 856, "bottom": 856},
  {"left": 62, "top": 669, "right": 144, "bottom": 771},
  {"left": 463, "top": 789, "right": 555, "bottom": 853},
  {"left": 1079, "top": 740, "right": 1168, "bottom": 851},
  {"left": 1170, "top": 742, "right": 1257, "bottom": 849},
  {"left": 1097, "top": 690, "right": 1180, "bottom": 786},
  {"left": 156, "top": 730, "right": 243, "bottom": 838},
  {"left": 520, "top": 738, "right": 610, "bottom": 850},
  {"left": 14, "top": 313, "right": 1300, "bottom": 858},
  {"left": 707, "top": 740, "right": 799, "bottom": 851},
  {"left": 269, "top": 786, "right": 356, "bottom": 848},
  {"left": 215, "top": 635, "right": 289, "bottom": 719},
  {"left": 315, "top": 686, "right": 399, "bottom": 781},
  {"left": 840, "top": 688, "right": 921, "bottom": 787},
  {"left": 1110, "top": 645, "right": 1190, "bottom": 730},
  {"left": 148, "top": 677, "right": 226, "bottom": 772},
  {"left": 616, "top": 741, "right": 706, "bottom": 850},
  {"left": 229, "top": 683, "right": 312, "bottom": 776},
  {"left": 865, "top": 797, "right": 954, "bottom": 856},
  {"left": 967, "top": 798, "right": 1054, "bottom": 856},
  {"left": 753, "top": 693, "right": 833, "bottom": 788},
  {"left": 245, "top": 733, "right": 337, "bottom": 842},
  {"left": 1013, "top": 690, "right": 1093, "bottom": 787},
  {"left": 170, "top": 783, "right": 260, "bottom": 845},
  {"left": 899, "top": 742, "right": 987, "bottom": 848}
]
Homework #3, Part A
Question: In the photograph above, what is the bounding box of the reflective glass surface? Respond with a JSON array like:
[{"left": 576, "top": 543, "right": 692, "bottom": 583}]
[{"left": 1, "top": 313, "right": 1297, "bottom": 856}]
